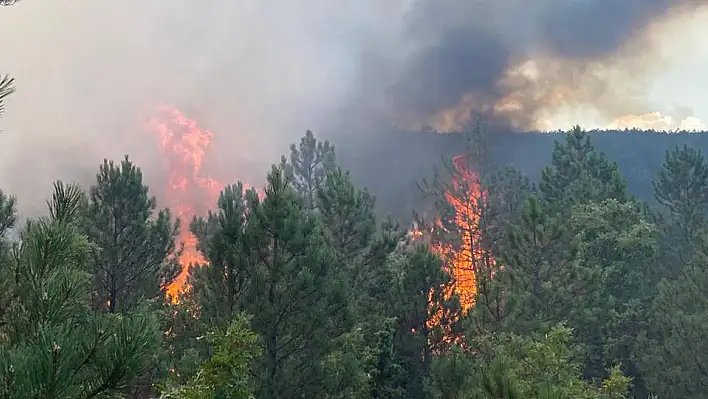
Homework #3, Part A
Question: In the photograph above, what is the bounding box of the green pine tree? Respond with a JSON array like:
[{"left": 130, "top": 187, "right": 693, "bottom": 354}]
[
  {"left": 86, "top": 156, "right": 181, "bottom": 313},
  {"left": 635, "top": 229, "right": 708, "bottom": 397},
  {"left": 499, "top": 194, "right": 571, "bottom": 333},
  {"left": 243, "top": 165, "right": 352, "bottom": 398},
  {"left": 500, "top": 129, "right": 657, "bottom": 390},
  {"left": 317, "top": 166, "right": 376, "bottom": 269},
  {"left": 0, "top": 181, "right": 162, "bottom": 398},
  {"left": 368, "top": 318, "right": 407, "bottom": 399},
  {"left": 653, "top": 144, "right": 708, "bottom": 275},
  {"left": 386, "top": 245, "right": 462, "bottom": 398},
  {"left": 539, "top": 126, "right": 627, "bottom": 208},
  {"left": 188, "top": 183, "right": 250, "bottom": 329},
  {"left": 567, "top": 199, "right": 657, "bottom": 386},
  {"left": 159, "top": 313, "right": 260, "bottom": 399},
  {"left": 280, "top": 130, "right": 336, "bottom": 210},
  {"left": 467, "top": 325, "right": 629, "bottom": 399},
  {"left": 0, "top": 188, "right": 18, "bottom": 339}
]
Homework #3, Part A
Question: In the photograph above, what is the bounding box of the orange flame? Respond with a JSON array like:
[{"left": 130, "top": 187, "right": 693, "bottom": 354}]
[
  {"left": 434, "top": 154, "right": 485, "bottom": 312},
  {"left": 421, "top": 154, "right": 495, "bottom": 338},
  {"left": 147, "top": 105, "right": 224, "bottom": 302}
]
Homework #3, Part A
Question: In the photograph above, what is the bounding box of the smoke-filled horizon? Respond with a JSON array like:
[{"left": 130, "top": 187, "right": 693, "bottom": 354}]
[
  {"left": 1, "top": 0, "right": 707, "bottom": 215},
  {"left": 377, "top": 0, "right": 708, "bottom": 132}
]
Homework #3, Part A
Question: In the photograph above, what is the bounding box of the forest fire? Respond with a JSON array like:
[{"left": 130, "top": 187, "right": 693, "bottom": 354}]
[
  {"left": 412, "top": 152, "right": 494, "bottom": 333},
  {"left": 146, "top": 105, "right": 224, "bottom": 302},
  {"left": 432, "top": 154, "right": 488, "bottom": 315},
  {"left": 146, "top": 103, "right": 492, "bottom": 318}
]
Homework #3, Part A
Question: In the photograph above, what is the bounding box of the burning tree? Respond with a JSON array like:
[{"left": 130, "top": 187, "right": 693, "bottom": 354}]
[{"left": 416, "top": 121, "right": 514, "bottom": 338}]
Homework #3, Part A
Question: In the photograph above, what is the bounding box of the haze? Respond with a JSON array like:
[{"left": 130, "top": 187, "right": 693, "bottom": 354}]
[
  {"left": 0, "top": 0, "right": 408, "bottom": 215},
  {"left": 2, "top": 0, "right": 708, "bottom": 216}
]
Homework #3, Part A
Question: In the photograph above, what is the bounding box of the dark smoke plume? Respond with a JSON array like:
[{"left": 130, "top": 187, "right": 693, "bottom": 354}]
[{"left": 378, "top": 0, "right": 706, "bottom": 132}]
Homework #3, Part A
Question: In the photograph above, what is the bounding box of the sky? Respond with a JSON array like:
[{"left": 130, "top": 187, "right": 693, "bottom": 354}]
[
  {"left": 546, "top": 6, "right": 708, "bottom": 131},
  {"left": 1, "top": 0, "right": 708, "bottom": 215},
  {"left": 0, "top": 0, "right": 400, "bottom": 214},
  {"left": 645, "top": 7, "right": 708, "bottom": 128}
]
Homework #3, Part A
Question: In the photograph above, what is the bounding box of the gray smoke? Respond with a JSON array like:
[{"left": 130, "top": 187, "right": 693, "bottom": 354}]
[
  {"left": 0, "top": 0, "right": 704, "bottom": 215},
  {"left": 0, "top": 0, "right": 399, "bottom": 214},
  {"left": 378, "top": 0, "right": 706, "bottom": 131}
]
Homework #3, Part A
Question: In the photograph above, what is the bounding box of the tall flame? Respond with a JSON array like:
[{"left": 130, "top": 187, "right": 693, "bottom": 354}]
[
  {"left": 146, "top": 105, "right": 224, "bottom": 302},
  {"left": 432, "top": 154, "right": 487, "bottom": 314},
  {"left": 415, "top": 153, "right": 495, "bottom": 338}
]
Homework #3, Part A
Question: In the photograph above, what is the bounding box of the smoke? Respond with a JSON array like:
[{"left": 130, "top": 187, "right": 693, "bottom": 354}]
[
  {"left": 0, "top": 0, "right": 706, "bottom": 214},
  {"left": 0, "top": 0, "right": 403, "bottom": 214},
  {"left": 379, "top": 0, "right": 708, "bottom": 132}
]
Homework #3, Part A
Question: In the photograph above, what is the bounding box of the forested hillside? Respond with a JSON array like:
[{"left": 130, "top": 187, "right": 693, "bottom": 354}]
[
  {"left": 6, "top": 0, "right": 708, "bottom": 396},
  {"left": 2, "top": 108, "right": 708, "bottom": 397},
  {"left": 343, "top": 128, "right": 708, "bottom": 222},
  {"left": 492, "top": 129, "right": 708, "bottom": 201}
]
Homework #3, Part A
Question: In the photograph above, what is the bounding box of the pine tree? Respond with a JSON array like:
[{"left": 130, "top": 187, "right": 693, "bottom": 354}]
[
  {"left": 368, "top": 318, "right": 407, "bottom": 399},
  {"left": 475, "top": 325, "right": 630, "bottom": 399},
  {"left": 387, "top": 245, "right": 462, "bottom": 398},
  {"left": 188, "top": 183, "right": 250, "bottom": 329},
  {"left": 417, "top": 123, "right": 505, "bottom": 332},
  {"left": 426, "top": 344, "right": 479, "bottom": 399},
  {"left": 567, "top": 199, "right": 657, "bottom": 384},
  {"left": 466, "top": 166, "right": 533, "bottom": 333},
  {"left": 653, "top": 144, "right": 708, "bottom": 274},
  {"left": 0, "top": 188, "right": 18, "bottom": 339},
  {"left": 317, "top": 166, "right": 376, "bottom": 265},
  {"left": 539, "top": 126, "right": 627, "bottom": 208},
  {"left": 0, "top": 181, "right": 162, "bottom": 398},
  {"left": 86, "top": 156, "right": 181, "bottom": 313},
  {"left": 279, "top": 131, "right": 405, "bottom": 396},
  {"left": 635, "top": 230, "right": 708, "bottom": 397},
  {"left": 504, "top": 194, "right": 656, "bottom": 387},
  {"left": 280, "top": 130, "right": 336, "bottom": 210},
  {"left": 499, "top": 195, "right": 570, "bottom": 333},
  {"left": 160, "top": 183, "right": 255, "bottom": 388},
  {"left": 484, "top": 166, "right": 532, "bottom": 231},
  {"left": 654, "top": 144, "right": 708, "bottom": 227},
  {"left": 317, "top": 166, "right": 378, "bottom": 306},
  {"left": 502, "top": 130, "right": 656, "bottom": 388},
  {"left": 243, "top": 165, "right": 351, "bottom": 398},
  {"left": 159, "top": 313, "right": 260, "bottom": 399},
  {"left": 282, "top": 130, "right": 394, "bottom": 311}
]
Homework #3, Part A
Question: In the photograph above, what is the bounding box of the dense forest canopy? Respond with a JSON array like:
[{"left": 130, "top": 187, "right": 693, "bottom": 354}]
[
  {"left": 2, "top": 97, "right": 708, "bottom": 397},
  {"left": 5, "top": 3, "right": 708, "bottom": 398}
]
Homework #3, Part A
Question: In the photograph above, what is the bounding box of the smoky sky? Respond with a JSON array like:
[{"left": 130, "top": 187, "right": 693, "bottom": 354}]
[
  {"left": 0, "top": 0, "right": 707, "bottom": 215},
  {"left": 384, "top": 0, "right": 707, "bottom": 130}
]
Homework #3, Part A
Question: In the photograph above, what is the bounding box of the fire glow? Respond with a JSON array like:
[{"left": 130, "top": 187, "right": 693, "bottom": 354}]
[
  {"left": 411, "top": 153, "right": 495, "bottom": 333},
  {"left": 147, "top": 105, "right": 224, "bottom": 302},
  {"left": 145, "top": 105, "right": 490, "bottom": 313},
  {"left": 433, "top": 154, "right": 488, "bottom": 315}
]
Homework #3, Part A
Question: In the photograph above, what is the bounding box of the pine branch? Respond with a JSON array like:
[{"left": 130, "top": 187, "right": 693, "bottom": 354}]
[
  {"left": 0, "top": 75, "right": 15, "bottom": 117},
  {"left": 47, "top": 181, "right": 86, "bottom": 224}
]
